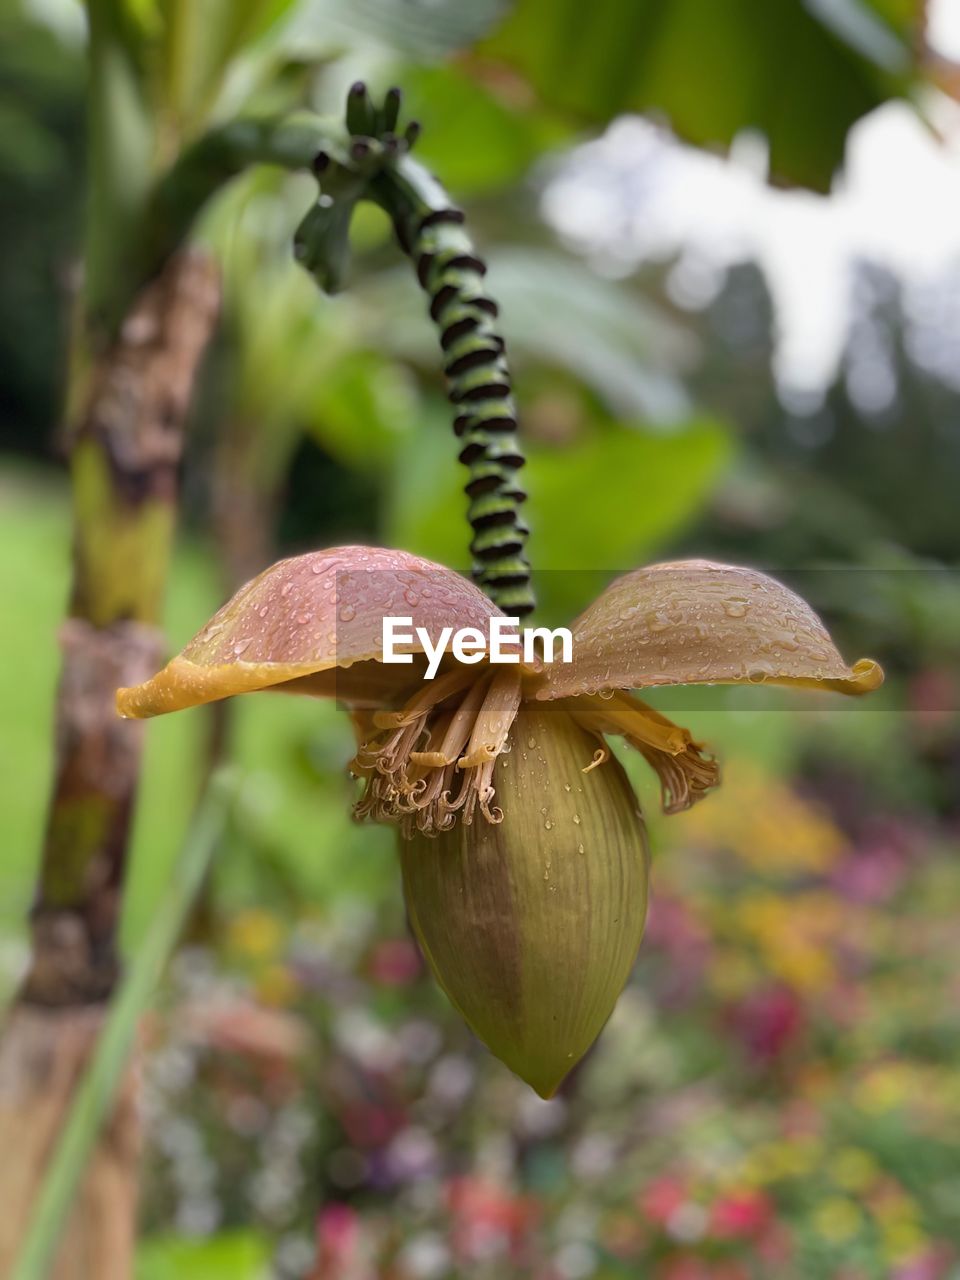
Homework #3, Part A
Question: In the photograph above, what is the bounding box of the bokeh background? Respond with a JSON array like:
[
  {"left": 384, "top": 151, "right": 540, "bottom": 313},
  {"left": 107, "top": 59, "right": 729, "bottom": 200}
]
[{"left": 3, "top": 0, "right": 960, "bottom": 1276}]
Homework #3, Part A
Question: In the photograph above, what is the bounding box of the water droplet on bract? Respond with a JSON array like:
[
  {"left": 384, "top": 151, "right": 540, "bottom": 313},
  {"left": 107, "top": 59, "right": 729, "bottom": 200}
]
[
  {"left": 572, "top": 814, "right": 581, "bottom": 825},
  {"left": 577, "top": 843, "right": 585, "bottom": 855},
  {"left": 403, "top": 588, "right": 418, "bottom": 606},
  {"left": 598, "top": 688, "right": 615, "bottom": 700},
  {"left": 258, "top": 605, "right": 269, "bottom": 619},
  {"left": 563, "top": 784, "right": 571, "bottom": 792},
  {"left": 747, "top": 668, "right": 767, "bottom": 684},
  {"left": 339, "top": 604, "right": 356, "bottom": 622},
  {"left": 232, "top": 639, "right": 251, "bottom": 656},
  {"left": 722, "top": 598, "right": 749, "bottom": 618},
  {"left": 527, "top": 736, "right": 537, "bottom": 748},
  {"left": 311, "top": 561, "right": 324, "bottom": 574},
  {"left": 544, "top": 819, "right": 554, "bottom": 830},
  {"left": 281, "top": 582, "right": 293, "bottom": 597},
  {"left": 296, "top": 614, "right": 310, "bottom": 626}
]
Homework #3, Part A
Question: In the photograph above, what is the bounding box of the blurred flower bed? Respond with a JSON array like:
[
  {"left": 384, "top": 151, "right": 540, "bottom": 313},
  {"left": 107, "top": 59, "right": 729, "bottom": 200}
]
[{"left": 137, "top": 690, "right": 960, "bottom": 1280}]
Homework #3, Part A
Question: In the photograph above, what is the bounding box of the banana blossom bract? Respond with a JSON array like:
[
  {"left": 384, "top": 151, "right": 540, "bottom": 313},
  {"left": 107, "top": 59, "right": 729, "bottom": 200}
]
[{"left": 118, "top": 547, "right": 881, "bottom": 1095}]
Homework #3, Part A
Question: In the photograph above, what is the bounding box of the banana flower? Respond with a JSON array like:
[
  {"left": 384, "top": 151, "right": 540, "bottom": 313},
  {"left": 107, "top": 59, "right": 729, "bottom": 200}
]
[{"left": 118, "top": 547, "right": 881, "bottom": 1095}]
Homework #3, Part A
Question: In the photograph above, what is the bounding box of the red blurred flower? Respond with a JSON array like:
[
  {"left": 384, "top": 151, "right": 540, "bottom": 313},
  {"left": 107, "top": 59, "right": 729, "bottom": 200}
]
[
  {"left": 311, "top": 1203, "right": 361, "bottom": 1280},
  {"left": 367, "top": 937, "right": 423, "bottom": 987},
  {"left": 728, "top": 984, "right": 804, "bottom": 1063},
  {"left": 710, "top": 1189, "right": 774, "bottom": 1240}
]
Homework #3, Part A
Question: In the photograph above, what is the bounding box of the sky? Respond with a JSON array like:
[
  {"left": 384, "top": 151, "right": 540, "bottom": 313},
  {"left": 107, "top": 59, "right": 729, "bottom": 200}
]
[{"left": 543, "top": 0, "right": 960, "bottom": 405}]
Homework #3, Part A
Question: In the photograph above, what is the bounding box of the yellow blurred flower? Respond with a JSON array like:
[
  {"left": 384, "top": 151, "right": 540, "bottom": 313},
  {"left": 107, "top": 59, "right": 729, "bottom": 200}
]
[
  {"left": 706, "top": 950, "right": 759, "bottom": 999},
  {"left": 858, "top": 1063, "right": 913, "bottom": 1114},
  {"left": 813, "top": 1197, "right": 862, "bottom": 1243},
  {"left": 672, "top": 759, "right": 847, "bottom": 876},
  {"left": 227, "top": 908, "right": 285, "bottom": 959},
  {"left": 731, "top": 892, "right": 841, "bottom": 993},
  {"left": 831, "top": 1147, "right": 879, "bottom": 1192},
  {"left": 255, "top": 962, "right": 299, "bottom": 1007},
  {"left": 881, "top": 1219, "right": 927, "bottom": 1263},
  {"left": 752, "top": 1135, "right": 822, "bottom": 1182}
]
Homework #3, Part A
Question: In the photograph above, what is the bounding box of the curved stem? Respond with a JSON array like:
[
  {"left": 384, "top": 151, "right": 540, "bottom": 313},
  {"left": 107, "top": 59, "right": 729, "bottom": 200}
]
[
  {"left": 371, "top": 158, "right": 534, "bottom": 617},
  {"left": 143, "top": 114, "right": 344, "bottom": 289}
]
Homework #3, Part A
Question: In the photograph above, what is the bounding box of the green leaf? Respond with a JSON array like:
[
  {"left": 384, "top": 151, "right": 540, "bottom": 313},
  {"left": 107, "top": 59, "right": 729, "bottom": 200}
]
[
  {"left": 484, "top": 0, "right": 923, "bottom": 190},
  {"left": 527, "top": 417, "right": 732, "bottom": 569},
  {"left": 491, "top": 248, "right": 695, "bottom": 422},
  {"left": 137, "top": 1232, "right": 272, "bottom": 1280},
  {"left": 158, "top": 0, "right": 300, "bottom": 134},
  {"left": 282, "top": 0, "right": 508, "bottom": 61},
  {"left": 355, "top": 246, "right": 695, "bottom": 424},
  {"left": 401, "top": 65, "right": 565, "bottom": 195}
]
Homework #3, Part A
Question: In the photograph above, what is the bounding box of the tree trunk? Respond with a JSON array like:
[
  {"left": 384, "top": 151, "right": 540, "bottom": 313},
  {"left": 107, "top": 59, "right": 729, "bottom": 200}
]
[
  {"left": 0, "top": 1007, "right": 139, "bottom": 1280},
  {"left": 0, "top": 251, "right": 219, "bottom": 1278}
]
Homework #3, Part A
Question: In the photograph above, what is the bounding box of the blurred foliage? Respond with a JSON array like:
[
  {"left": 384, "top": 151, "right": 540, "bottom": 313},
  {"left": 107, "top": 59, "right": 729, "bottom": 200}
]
[
  {"left": 137, "top": 1231, "right": 270, "bottom": 1280},
  {"left": 2, "top": 0, "right": 958, "bottom": 1275},
  {"left": 0, "top": 5, "right": 83, "bottom": 450},
  {"left": 485, "top": 0, "right": 925, "bottom": 190}
]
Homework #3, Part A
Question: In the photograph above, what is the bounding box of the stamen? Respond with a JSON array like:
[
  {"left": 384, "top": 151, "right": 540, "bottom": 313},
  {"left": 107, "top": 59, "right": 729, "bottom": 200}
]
[
  {"left": 568, "top": 690, "right": 719, "bottom": 813},
  {"left": 637, "top": 741, "right": 719, "bottom": 814},
  {"left": 459, "top": 669, "right": 522, "bottom": 768},
  {"left": 372, "top": 665, "right": 477, "bottom": 729},
  {"left": 582, "top": 744, "right": 609, "bottom": 774},
  {"left": 352, "top": 668, "right": 521, "bottom": 835}
]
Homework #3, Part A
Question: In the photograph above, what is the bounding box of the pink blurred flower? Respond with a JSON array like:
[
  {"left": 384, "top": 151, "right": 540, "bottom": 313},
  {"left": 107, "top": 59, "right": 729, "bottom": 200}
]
[
  {"left": 907, "top": 669, "right": 957, "bottom": 728},
  {"left": 832, "top": 842, "right": 907, "bottom": 903},
  {"left": 709, "top": 1189, "right": 774, "bottom": 1240},
  {"left": 893, "top": 1247, "right": 954, "bottom": 1280},
  {"left": 311, "top": 1203, "right": 361, "bottom": 1280},
  {"left": 728, "top": 984, "right": 804, "bottom": 1063},
  {"left": 446, "top": 1176, "right": 540, "bottom": 1264},
  {"left": 367, "top": 937, "right": 422, "bottom": 987},
  {"left": 640, "top": 1177, "right": 689, "bottom": 1226}
]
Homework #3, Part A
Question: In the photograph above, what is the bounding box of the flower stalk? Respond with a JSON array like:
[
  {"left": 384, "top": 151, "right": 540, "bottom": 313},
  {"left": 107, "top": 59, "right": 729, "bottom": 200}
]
[{"left": 294, "top": 84, "right": 535, "bottom": 616}]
